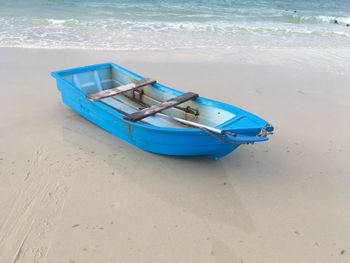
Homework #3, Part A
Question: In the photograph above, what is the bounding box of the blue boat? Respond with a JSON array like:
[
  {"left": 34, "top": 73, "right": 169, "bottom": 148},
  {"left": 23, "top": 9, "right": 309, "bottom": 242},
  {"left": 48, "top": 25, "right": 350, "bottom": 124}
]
[{"left": 51, "top": 62, "right": 273, "bottom": 159}]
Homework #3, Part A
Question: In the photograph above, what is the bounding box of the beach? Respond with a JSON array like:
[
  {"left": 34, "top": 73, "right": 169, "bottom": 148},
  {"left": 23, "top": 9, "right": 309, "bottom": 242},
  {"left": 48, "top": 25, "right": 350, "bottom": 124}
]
[{"left": 0, "top": 46, "right": 350, "bottom": 262}]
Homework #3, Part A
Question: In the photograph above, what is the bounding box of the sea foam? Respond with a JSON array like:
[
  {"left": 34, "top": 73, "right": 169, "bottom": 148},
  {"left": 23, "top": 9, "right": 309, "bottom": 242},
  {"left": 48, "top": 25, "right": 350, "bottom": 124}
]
[{"left": 0, "top": 0, "right": 350, "bottom": 50}]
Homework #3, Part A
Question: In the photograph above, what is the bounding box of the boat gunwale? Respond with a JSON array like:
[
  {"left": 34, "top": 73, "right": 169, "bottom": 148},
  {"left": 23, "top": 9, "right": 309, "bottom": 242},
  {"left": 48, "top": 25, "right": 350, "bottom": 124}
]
[{"left": 51, "top": 62, "right": 269, "bottom": 134}]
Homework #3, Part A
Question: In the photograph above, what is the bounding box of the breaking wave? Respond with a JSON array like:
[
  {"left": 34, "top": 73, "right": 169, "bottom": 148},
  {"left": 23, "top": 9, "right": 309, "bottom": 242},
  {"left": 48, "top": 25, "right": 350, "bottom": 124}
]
[{"left": 1, "top": 0, "right": 350, "bottom": 50}]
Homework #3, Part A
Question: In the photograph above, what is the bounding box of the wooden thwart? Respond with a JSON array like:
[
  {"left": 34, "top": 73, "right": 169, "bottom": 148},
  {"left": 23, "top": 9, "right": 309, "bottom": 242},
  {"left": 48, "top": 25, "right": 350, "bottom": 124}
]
[
  {"left": 124, "top": 92, "right": 199, "bottom": 121},
  {"left": 87, "top": 78, "right": 156, "bottom": 101}
]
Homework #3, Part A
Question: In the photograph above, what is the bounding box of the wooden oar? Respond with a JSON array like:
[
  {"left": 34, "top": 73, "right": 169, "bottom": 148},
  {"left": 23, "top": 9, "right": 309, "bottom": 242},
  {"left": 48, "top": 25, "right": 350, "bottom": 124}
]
[{"left": 155, "top": 113, "right": 269, "bottom": 144}]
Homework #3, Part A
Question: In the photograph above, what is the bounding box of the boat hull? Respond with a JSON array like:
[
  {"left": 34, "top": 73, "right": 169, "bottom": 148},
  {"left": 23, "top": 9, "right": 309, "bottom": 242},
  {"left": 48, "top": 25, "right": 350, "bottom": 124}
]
[{"left": 52, "top": 63, "right": 272, "bottom": 159}]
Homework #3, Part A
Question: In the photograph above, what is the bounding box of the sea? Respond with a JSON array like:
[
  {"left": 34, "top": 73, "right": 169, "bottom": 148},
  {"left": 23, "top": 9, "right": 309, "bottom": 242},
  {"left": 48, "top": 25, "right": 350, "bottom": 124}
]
[{"left": 1, "top": 0, "right": 350, "bottom": 50}]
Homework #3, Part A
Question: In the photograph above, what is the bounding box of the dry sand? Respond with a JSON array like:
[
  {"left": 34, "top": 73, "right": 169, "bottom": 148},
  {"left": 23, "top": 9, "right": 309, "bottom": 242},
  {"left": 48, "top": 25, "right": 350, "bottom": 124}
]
[{"left": 0, "top": 47, "right": 350, "bottom": 263}]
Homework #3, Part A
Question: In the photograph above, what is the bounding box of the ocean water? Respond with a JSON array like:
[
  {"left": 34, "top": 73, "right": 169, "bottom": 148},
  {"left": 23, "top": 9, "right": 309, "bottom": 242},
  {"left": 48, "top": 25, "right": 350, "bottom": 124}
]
[{"left": 1, "top": 0, "right": 350, "bottom": 50}]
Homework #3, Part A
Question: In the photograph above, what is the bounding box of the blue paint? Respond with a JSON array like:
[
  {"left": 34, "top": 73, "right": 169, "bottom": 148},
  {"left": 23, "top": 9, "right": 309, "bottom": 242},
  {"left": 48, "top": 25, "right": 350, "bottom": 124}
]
[{"left": 51, "top": 62, "right": 274, "bottom": 159}]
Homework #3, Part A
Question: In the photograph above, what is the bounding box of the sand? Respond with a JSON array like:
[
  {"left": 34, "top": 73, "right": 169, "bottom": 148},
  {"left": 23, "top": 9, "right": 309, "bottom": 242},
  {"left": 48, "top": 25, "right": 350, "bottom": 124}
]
[{"left": 0, "top": 47, "right": 350, "bottom": 263}]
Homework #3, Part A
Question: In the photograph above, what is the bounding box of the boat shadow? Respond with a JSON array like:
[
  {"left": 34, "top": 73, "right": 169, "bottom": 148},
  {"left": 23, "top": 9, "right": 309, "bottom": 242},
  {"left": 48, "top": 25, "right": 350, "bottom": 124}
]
[{"left": 62, "top": 113, "right": 256, "bottom": 234}]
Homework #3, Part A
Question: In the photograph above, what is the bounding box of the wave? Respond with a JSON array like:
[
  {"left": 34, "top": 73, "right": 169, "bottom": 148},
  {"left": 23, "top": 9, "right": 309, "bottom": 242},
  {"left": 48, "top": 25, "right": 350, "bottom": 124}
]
[
  {"left": 300, "top": 15, "right": 350, "bottom": 24},
  {"left": 2, "top": 16, "right": 349, "bottom": 32},
  {"left": 1, "top": 16, "right": 350, "bottom": 50}
]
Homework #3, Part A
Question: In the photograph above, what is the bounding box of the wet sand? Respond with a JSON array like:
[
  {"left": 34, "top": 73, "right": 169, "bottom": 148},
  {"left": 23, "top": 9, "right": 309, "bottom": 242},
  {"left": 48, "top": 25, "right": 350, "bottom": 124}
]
[{"left": 0, "top": 47, "right": 350, "bottom": 262}]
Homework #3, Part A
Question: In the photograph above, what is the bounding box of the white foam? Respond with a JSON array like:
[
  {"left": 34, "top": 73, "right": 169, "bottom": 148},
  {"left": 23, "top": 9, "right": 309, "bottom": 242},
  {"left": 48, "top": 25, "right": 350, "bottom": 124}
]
[{"left": 1, "top": 16, "right": 350, "bottom": 50}]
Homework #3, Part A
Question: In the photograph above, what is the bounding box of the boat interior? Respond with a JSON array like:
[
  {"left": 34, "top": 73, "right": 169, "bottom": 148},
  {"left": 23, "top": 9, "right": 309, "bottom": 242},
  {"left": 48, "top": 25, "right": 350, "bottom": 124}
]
[{"left": 61, "top": 65, "right": 236, "bottom": 128}]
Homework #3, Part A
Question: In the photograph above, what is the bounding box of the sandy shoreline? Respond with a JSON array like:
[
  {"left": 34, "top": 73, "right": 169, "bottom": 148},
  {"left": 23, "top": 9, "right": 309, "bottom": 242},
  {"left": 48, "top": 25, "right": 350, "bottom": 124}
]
[{"left": 0, "top": 47, "right": 350, "bottom": 262}]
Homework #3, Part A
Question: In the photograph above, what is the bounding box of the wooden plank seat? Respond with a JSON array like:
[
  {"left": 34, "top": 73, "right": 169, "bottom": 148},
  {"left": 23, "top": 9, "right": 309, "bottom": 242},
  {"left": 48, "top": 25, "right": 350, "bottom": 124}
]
[
  {"left": 124, "top": 92, "right": 199, "bottom": 121},
  {"left": 87, "top": 78, "right": 156, "bottom": 101}
]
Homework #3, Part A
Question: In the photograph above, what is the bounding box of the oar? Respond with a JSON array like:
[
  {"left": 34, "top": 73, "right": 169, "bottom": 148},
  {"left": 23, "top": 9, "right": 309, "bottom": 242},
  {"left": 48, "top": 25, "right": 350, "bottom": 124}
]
[
  {"left": 156, "top": 113, "right": 269, "bottom": 144},
  {"left": 108, "top": 93, "right": 270, "bottom": 144}
]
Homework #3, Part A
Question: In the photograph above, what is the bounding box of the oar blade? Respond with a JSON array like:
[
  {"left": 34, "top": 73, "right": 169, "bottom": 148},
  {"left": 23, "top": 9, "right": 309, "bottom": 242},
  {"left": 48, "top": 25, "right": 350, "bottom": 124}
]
[{"left": 225, "top": 133, "right": 269, "bottom": 144}]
